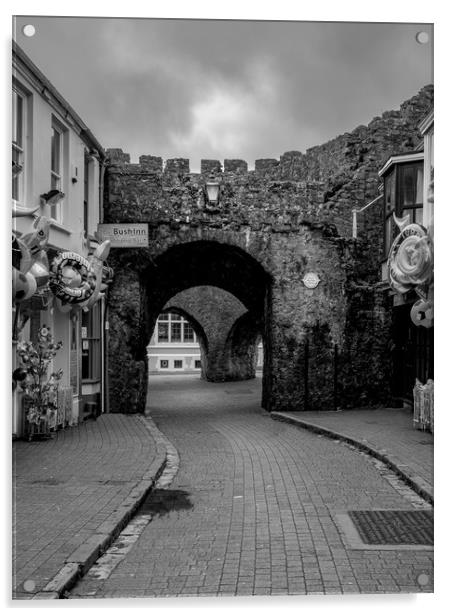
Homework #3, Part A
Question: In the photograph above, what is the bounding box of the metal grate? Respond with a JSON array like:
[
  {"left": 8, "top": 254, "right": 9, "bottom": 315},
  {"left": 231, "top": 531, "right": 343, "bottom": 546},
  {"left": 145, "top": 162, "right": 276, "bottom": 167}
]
[{"left": 348, "top": 510, "right": 433, "bottom": 545}]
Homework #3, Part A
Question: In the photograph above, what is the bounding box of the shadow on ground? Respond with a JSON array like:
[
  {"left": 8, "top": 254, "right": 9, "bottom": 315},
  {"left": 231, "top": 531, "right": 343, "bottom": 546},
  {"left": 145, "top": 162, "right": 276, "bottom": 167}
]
[{"left": 139, "top": 489, "right": 193, "bottom": 517}]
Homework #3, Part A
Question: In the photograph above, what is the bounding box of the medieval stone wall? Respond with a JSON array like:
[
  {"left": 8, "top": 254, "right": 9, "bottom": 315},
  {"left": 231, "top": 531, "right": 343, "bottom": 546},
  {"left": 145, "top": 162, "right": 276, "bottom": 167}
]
[{"left": 104, "top": 85, "right": 433, "bottom": 415}]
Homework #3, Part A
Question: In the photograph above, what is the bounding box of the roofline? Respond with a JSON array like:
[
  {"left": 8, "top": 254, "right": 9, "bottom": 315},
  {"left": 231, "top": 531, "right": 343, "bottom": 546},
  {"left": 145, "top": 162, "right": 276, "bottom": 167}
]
[
  {"left": 419, "top": 109, "right": 434, "bottom": 135},
  {"left": 378, "top": 151, "right": 424, "bottom": 177},
  {"left": 12, "top": 41, "right": 106, "bottom": 160}
]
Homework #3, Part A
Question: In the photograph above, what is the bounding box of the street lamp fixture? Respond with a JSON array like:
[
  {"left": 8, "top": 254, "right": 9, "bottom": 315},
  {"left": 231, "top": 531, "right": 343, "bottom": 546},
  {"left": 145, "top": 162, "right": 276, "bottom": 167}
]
[{"left": 205, "top": 181, "right": 220, "bottom": 204}]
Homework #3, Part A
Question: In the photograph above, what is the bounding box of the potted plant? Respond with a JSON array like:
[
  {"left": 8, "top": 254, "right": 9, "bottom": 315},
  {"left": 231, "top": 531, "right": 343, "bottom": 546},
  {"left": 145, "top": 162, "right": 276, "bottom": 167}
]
[{"left": 16, "top": 326, "right": 63, "bottom": 439}]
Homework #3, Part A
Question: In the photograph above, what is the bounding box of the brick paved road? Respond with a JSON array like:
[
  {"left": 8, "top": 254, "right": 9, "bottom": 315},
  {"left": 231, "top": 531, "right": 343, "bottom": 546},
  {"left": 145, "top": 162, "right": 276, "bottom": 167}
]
[
  {"left": 12, "top": 414, "right": 160, "bottom": 598},
  {"left": 71, "top": 375, "right": 433, "bottom": 599}
]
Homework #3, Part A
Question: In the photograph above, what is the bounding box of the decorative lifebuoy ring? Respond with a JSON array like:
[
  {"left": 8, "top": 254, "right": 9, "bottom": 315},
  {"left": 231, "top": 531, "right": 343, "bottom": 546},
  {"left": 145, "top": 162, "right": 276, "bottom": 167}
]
[
  {"left": 49, "top": 251, "right": 96, "bottom": 304},
  {"left": 388, "top": 223, "right": 433, "bottom": 294}
]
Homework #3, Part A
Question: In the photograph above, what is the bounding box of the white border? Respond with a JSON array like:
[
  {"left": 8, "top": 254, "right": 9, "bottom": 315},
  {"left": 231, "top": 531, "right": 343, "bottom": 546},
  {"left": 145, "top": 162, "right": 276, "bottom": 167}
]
[{"left": 3, "top": 3, "right": 448, "bottom": 616}]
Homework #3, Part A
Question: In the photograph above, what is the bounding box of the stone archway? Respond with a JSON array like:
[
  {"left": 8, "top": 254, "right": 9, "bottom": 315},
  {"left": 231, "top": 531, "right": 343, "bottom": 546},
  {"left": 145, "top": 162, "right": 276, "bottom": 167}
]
[
  {"left": 107, "top": 239, "right": 273, "bottom": 414},
  {"left": 106, "top": 228, "right": 369, "bottom": 416},
  {"left": 162, "top": 285, "right": 255, "bottom": 382}
]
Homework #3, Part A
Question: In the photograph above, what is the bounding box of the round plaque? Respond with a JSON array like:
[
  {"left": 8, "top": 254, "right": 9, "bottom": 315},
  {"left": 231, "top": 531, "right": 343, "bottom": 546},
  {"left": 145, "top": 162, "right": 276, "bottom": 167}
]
[{"left": 302, "top": 272, "right": 320, "bottom": 289}]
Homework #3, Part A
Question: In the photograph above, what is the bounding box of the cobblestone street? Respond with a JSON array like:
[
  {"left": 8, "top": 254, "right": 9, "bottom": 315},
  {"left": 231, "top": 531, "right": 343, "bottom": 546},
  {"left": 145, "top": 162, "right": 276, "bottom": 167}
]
[{"left": 70, "top": 375, "right": 433, "bottom": 599}]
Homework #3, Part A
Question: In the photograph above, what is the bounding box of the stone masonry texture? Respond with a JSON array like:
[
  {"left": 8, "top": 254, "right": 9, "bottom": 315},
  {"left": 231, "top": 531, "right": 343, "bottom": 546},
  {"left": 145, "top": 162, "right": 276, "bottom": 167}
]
[{"left": 104, "top": 85, "right": 433, "bottom": 415}]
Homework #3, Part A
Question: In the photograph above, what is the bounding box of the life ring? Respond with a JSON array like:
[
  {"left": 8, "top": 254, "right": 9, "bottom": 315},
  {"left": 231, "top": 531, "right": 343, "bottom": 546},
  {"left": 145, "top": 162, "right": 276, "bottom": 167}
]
[{"left": 49, "top": 252, "right": 96, "bottom": 304}]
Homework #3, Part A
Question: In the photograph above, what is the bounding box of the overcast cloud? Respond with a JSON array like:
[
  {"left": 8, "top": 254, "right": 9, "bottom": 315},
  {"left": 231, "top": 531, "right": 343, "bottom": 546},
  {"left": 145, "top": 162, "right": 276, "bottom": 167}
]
[{"left": 14, "top": 17, "right": 433, "bottom": 170}]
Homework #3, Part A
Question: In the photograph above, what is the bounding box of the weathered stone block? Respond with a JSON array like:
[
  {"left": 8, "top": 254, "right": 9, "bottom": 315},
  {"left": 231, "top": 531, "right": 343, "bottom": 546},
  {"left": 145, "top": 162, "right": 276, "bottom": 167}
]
[
  {"left": 201, "top": 159, "right": 222, "bottom": 174},
  {"left": 224, "top": 159, "right": 248, "bottom": 174},
  {"left": 139, "top": 155, "right": 163, "bottom": 173},
  {"left": 164, "top": 158, "right": 190, "bottom": 174},
  {"left": 107, "top": 148, "right": 130, "bottom": 164}
]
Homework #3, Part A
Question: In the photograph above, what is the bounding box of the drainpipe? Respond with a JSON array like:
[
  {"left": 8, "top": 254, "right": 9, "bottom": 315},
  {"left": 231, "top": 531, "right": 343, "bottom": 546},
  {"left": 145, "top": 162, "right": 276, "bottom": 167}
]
[
  {"left": 98, "top": 158, "right": 109, "bottom": 414},
  {"left": 352, "top": 194, "right": 383, "bottom": 239},
  {"left": 98, "top": 157, "right": 106, "bottom": 224}
]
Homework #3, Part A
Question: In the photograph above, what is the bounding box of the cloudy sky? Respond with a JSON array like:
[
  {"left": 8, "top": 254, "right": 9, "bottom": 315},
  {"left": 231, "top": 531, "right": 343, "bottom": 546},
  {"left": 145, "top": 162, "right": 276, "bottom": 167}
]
[{"left": 13, "top": 17, "right": 433, "bottom": 170}]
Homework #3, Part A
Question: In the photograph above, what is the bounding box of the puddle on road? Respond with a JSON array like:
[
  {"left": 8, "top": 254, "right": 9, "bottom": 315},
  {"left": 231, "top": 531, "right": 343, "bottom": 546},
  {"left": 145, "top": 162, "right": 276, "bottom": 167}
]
[{"left": 138, "top": 488, "right": 193, "bottom": 517}]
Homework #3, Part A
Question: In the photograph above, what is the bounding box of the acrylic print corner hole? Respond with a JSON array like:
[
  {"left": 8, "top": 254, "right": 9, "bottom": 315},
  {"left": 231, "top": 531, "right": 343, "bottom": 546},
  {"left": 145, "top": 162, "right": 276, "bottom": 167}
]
[{"left": 22, "top": 24, "right": 36, "bottom": 37}]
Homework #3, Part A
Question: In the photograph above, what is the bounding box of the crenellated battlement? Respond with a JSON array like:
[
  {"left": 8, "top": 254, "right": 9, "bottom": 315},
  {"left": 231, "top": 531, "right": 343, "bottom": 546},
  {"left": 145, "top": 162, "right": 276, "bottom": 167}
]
[
  {"left": 104, "top": 85, "right": 433, "bottom": 241},
  {"left": 106, "top": 84, "right": 433, "bottom": 186}
]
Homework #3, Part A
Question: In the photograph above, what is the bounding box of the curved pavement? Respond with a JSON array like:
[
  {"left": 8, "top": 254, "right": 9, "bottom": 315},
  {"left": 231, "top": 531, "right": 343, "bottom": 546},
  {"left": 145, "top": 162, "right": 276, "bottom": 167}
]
[{"left": 70, "top": 375, "right": 433, "bottom": 598}]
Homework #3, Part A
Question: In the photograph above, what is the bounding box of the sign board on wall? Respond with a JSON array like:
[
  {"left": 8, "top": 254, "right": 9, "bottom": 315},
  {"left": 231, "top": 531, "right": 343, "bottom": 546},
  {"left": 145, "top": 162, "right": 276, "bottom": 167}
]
[{"left": 97, "top": 223, "right": 149, "bottom": 247}]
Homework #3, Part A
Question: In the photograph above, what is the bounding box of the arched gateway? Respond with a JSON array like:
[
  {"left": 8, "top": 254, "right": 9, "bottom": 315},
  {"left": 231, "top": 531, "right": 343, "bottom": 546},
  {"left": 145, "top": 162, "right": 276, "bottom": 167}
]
[{"left": 103, "top": 86, "right": 433, "bottom": 415}]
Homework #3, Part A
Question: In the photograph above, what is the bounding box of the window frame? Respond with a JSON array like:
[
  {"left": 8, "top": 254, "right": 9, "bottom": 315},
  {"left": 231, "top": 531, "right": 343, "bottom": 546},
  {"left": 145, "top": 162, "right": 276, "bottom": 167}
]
[
  {"left": 12, "top": 85, "right": 28, "bottom": 204},
  {"left": 81, "top": 302, "right": 102, "bottom": 382},
  {"left": 50, "top": 118, "right": 66, "bottom": 222},
  {"left": 383, "top": 159, "right": 424, "bottom": 257},
  {"left": 155, "top": 313, "right": 197, "bottom": 344}
]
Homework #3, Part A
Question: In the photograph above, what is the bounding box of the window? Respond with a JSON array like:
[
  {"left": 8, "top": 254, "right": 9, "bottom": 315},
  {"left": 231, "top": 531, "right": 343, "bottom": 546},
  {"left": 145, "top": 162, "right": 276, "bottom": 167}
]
[
  {"left": 155, "top": 313, "right": 197, "bottom": 344},
  {"left": 184, "top": 322, "right": 195, "bottom": 342},
  {"left": 157, "top": 322, "right": 169, "bottom": 342},
  {"left": 81, "top": 302, "right": 102, "bottom": 381},
  {"left": 174, "top": 360, "right": 183, "bottom": 369},
  {"left": 195, "top": 360, "right": 201, "bottom": 369},
  {"left": 50, "top": 121, "right": 64, "bottom": 220},
  {"left": 383, "top": 160, "right": 424, "bottom": 256},
  {"left": 160, "top": 360, "right": 169, "bottom": 369},
  {"left": 12, "top": 88, "right": 26, "bottom": 202},
  {"left": 171, "top": 321, "right": 182, "bottom": 342}
]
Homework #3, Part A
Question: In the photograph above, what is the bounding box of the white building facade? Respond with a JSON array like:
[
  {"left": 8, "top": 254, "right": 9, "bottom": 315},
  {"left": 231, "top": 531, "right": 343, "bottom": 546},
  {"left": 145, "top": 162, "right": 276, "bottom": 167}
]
[{"left": 12, "top": 42, "right": 108, "bottom": 438}]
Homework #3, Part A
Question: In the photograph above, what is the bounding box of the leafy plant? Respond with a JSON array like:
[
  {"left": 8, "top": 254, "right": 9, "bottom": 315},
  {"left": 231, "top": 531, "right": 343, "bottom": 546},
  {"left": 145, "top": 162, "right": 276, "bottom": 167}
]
[{"left": 17, "top": 326, "right": 63, "bottom": 426}]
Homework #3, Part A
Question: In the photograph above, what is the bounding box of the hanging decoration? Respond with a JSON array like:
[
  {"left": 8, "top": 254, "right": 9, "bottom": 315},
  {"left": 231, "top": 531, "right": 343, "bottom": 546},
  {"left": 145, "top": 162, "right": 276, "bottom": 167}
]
[
  {"left": 49, "top": 252, "right": 96, "bottom": 304},
  {"left": 12, "top": 267, "right": 37, "bottom": 303},
  {"left": 387, "top": 215, "right": 434, "bottom": 328},
  {"left": 101, "top": 265, "right": 114, "bottom": 291},
  {"left": 410, "top": 299, "right": 434, "bottom": 329},
  {"left": 79, "top": 240, "right": 111, "bottom": 310},
  {"left": 12, "top": 216, "right": 51, "bottom": 303}
]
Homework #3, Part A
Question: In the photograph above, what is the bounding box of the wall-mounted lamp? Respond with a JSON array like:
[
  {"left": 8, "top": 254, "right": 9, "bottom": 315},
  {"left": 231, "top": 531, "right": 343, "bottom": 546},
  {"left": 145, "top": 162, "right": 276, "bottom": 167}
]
[
  {"left": 40, "top": 189, "right": 65, "bottom": 207},
  {"left": 205, "top": 181, "right": 220, "bottom": 204}
]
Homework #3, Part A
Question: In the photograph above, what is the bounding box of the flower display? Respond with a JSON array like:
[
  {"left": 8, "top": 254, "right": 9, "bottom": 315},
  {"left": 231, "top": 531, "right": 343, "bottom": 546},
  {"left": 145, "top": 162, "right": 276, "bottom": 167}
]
[{"left": 16, "top": 326, "right": 63, "bottom": 427}]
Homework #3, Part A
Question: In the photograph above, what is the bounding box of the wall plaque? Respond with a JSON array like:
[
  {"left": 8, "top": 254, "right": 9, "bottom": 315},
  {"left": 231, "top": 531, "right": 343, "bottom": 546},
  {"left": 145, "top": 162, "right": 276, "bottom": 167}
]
[{"left": 302, "top": 272, "right": 320, "bottom": 289}]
